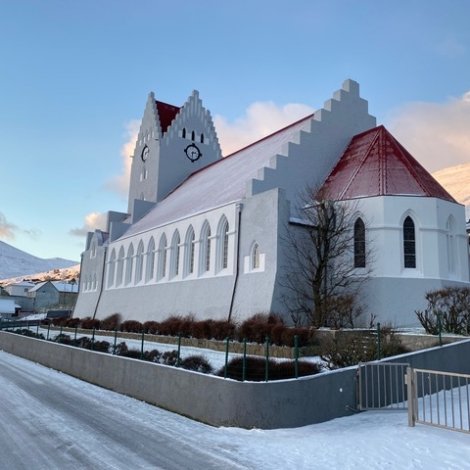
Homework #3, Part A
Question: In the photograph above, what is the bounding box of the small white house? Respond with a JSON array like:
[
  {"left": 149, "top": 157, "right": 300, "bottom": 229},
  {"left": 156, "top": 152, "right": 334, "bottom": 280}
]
[{"left": 0, "top": 298, "right": 21, "bottom": 318}]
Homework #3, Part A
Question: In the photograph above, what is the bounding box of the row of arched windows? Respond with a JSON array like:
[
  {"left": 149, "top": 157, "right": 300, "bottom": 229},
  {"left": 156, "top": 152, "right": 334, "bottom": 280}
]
[
  {"left": 182, "top": 128, "right": 204, "bottom": 144},
  {"left": 82, "top": 274, "right": 97, "bottom": 292},
  {"left": 107, "top": 217, "right": 230, "bottom": 288},
  {"left": 353, "top": 214, "right": 457, "bottom": 272},
  {"left": 353, "top": 215, "right": 418, "bottom": 269}
]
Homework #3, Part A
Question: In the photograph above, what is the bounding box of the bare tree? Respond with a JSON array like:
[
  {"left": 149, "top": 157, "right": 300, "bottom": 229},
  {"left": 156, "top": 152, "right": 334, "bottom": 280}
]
[{"left": 280, "top": 188, "right": 372, "bottom": 328}]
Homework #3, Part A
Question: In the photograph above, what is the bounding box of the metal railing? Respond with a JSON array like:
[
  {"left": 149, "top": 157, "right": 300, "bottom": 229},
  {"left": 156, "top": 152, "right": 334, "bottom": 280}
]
[
  {"left": 407, "top": 367, "right": 470, "bottom": 434},
  {"left": 357, "top": 362, "right": 409, "bottom": 410}
]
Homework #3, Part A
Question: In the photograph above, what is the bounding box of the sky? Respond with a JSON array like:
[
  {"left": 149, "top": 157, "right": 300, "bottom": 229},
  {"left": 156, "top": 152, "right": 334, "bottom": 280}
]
[{"left": 1, "top": 0, "right": 470, "bottom": 262}]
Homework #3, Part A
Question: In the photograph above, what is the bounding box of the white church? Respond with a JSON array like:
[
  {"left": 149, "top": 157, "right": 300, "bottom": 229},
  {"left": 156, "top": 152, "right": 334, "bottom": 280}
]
[{"left": 73, "top": 80, "right": 469, "bottom": 327}]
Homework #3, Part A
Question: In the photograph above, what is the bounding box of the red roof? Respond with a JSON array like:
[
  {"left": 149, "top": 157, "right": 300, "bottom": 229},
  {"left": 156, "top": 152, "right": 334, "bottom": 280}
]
[
  {"left": 155, "top": 100, "right": 180, "bottom": 134},
  {"left": 320, "top": 125, "right": 456, "bottom": 203}
]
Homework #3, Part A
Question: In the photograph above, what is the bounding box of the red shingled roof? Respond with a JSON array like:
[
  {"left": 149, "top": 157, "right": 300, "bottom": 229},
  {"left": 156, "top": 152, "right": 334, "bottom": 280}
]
[
  {"left": 320, "top": 125, "right": 456, "bottom": 203},
  {"left": 155, "top": 100, "right": 180, "bottom": 134}
]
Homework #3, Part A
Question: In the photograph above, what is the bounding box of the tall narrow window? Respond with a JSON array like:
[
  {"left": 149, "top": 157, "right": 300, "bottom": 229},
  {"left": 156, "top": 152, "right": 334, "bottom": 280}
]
[
  {"left": 252, "top": 243, "right": 260, "bottom": 269},
  {"left": 135, "top": 241, "right": 144, "bottom": 284},
  {"left": 157, "top": 234, "right": 167, "bottom": 280},
  {"left": 191, "top": 130, "right": 195, "bottom": 141},
  {"left": 116, "top": 247, "right": 125, "bottom": 286},
  {"left": 170, "top": 230, "right": 181, "bottom": 277},
  {"left": 182, "top": 128, "right": 186, "bottom": 138},
  {"left": 107, "top": 249, "right": 116, "bottom": 287},
  {"left": 200, "top": 133, "right": 204, "bottom": 144},
  {"left": 354, "top": 218, "right": 366, "bottom": 268},
  {"left": 145, "top": 237, "right": 155, "bottom": 282},
  {"left": 200, "top": 222, "right": 211, "bottom": 273},
  {"left": 403, "top": 216, "right": 416, "bottom": 268},
  {"left": 125, "top": 244, "right": 134, "bottom": 285},
  {"left": 184, "top": 226, "right": 195, "bottom": 276},
  {"left": 217, "top": 217, "right": 229, "bottom": 270}
]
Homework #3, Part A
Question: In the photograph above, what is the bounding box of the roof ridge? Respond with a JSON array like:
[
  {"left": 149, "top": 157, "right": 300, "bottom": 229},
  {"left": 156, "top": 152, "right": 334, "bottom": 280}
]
[
  {"left": 165, "top": 112, "right": 315, "bottom": 198},
  {"left": 337, "top": 127, "right": 381, "bottom": 200},
  {"left": 224, "top": 113, "right": 315, "bottom": 158}
]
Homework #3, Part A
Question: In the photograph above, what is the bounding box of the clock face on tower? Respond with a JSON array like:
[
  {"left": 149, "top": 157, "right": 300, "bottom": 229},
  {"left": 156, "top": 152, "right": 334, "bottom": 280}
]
[
  {"left": 141, "top": 146, "right": 149, "bottom": 162},
  {"left": 184, "top": 143, "right": 202, "bottom": 163}
]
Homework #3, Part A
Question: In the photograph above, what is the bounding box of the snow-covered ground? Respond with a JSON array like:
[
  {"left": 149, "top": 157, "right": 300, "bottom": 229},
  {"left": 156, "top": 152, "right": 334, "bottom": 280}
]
[
  {"left": 25, "top": 326, "right": 322, "bottom": 372},
  {"left": 0, "top": 350, "right": 468, "bottom": 469}
]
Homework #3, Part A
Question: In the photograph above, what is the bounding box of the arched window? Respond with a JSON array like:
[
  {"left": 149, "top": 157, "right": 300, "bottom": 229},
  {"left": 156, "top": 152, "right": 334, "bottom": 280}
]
[
  {"left": 135, "top": 241, "right": 144, "bottom": 284},
  {"left": 403, "top": 216, "right": 416, "bottom": 268},
  {"left": 184, "top": 226, "right": 195, "bottom": 276},
  {"left": 90, "top": 240, "right": 96, "bottom": 258},
  {"left": 125, "top": 244, "right": 134, "bottom": 285},
  {"left": 92, "top": 274, "right": 97, "bottom": 290},
  {"left": 170, "top": 230, "right": 181, "bottom": 278},
  {"left": 216, "top": 216, "right": 229, "bottom": 271},
  {"left": 116, "top": 246, "right": 125, "bottom": 286},
  {"left": 182, "top": 128, "right": 186, "bottom": 139},
  {"left": 252, "top": 243, "right": 260, "bottom": 269},
  {"left": 200, "top": 133, "right": 204, "bottom": 144},
  {"left": 447, "top": 216, "right": 456, "bottom": 274},
  {"left": 354, "top": 218, "right": 366, "bottom": 268},
  {"left": 107, "top": 248, "right": 116, "bottom": 288},
  {"left": 145, "top": 237, "right": 155, "bottom": 282},
  {"left": 200, "top": 222, "right": 211, "bottom": 273},
  {"left": 157, "top": 234, "right": 167, "bottom": 280},
  {"left": 191, "top": 130, "right": 195, "bottom": 141}
]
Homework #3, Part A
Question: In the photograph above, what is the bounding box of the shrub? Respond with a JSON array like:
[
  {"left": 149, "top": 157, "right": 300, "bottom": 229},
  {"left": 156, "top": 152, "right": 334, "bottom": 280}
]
[
  {"left": 217, "top": 356, "right": 320, "bottom": 381},
  {"left": 416, "top": 287, "right": 470, "bottom": 335},
  {"left": 65, "top": 318, "right": 81, "bottom": 328},
  {"left": 143, "top": 349, "right": 161, "bottom": 362},
  {"left": 100, "top": 313, "right": 122, "bottom": 331},
  {"left": 143, "top": 321, "right": 160, "bottom": 334},
  {"left": 210, "top": 320, "right": 236, "bottom": 340},
  {"left": 180, "top": 355, "right": 213, "bottom": 374},
  {"left": 80, "top": 317, "right": 101, "bottom": 330},
  {"left": 320, "top": 329, "right": 408, "bottom": 370},
  {"left": 158, "top": 316, "right": 182, "bottom": 336},
  {"left": 191, "top": 319, "right": 213, "bottom": 339},
  {"left": 120, "top": 320, "right": 143, "bottom": 333},
  {"left": 161, "top": 350, "right": 178, "bottom": 366}
]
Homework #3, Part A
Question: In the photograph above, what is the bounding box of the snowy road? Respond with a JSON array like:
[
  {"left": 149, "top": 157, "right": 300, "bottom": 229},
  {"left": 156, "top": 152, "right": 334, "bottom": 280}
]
[
  {"left": 0, "top": 351, "right": 247, "bottom": 469},
  {"left": 1, "top": 350, "right": 470, "bottom": 469}
]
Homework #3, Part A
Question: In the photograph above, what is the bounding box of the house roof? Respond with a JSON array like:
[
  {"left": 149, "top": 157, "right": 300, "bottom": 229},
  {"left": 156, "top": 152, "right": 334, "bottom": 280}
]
[
  {"left": 155, "top": 100, "right": 180, "bottom": 134},
  {"left": 320, "top": 125, "right": 456, "bottom": 203},
  {"left": 121, "top": 114, "right": 314, "bottom": 239}
]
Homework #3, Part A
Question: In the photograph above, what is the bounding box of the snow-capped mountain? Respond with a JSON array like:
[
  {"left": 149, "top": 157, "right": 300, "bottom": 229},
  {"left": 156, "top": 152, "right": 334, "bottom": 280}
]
[
  {"left": 432, "top": 163, "right": 470, "bottom": 219},
  {"left": 0, "top": 241, "right": 78, "bottom": 280}
]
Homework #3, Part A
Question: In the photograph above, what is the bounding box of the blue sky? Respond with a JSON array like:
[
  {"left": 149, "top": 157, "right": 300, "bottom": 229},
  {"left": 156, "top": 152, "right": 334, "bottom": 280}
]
[{"left": 1, "top": 0, "right": 470, "bottom": 262}]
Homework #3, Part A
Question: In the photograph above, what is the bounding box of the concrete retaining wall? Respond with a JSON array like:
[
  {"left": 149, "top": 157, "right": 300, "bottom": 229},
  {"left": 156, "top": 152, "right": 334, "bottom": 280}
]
[{"left": 1, "top": 331, "right": 470, "bottom": 429}]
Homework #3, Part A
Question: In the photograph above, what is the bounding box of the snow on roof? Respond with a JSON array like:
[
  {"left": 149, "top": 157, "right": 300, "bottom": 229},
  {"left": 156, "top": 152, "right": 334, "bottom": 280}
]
[
  {"left": 52, "top": 281, "right": 79, "bottom": 293},
  {"left": 320, "top": 125, "right": 456, "bottom": 202},
  {"left": 28, "top": 281, "right": 78, "bottom": 293},
  {"left": 120, "top": 114, "right": 314, "bottom": 239}
]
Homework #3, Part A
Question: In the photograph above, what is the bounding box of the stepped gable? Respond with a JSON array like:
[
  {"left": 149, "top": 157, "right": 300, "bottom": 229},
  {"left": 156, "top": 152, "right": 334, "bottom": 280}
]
[
  {"left": 320, "top": 125, "right": 456, "bottom": 203},
  {"left": 155, "top": 100, "right": 180, "bottom": 134},
  {"left": 121, "top": 114, "right": 314, "bottom": 238}
]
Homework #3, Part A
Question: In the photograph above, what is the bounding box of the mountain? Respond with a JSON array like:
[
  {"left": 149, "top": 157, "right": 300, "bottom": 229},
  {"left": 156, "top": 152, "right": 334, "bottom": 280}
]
[
  {"left": 0, "top": 241, "right": 78, "bottom": 280},
  {"left": 433, "top": 163, "right": 470, "bottom": 219}
]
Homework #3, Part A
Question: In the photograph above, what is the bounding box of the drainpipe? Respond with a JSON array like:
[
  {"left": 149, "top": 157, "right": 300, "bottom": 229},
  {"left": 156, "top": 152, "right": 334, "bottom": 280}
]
[
  {"left": 228, "top": 204, "right": 242, "bottom": 322},
  {"left": 93, "top": 247, "right": 108, "bottom": 320}
]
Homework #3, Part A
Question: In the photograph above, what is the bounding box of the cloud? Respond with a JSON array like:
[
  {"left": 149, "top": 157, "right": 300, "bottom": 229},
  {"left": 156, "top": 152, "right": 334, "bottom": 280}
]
[
  {"left": 214, "top": 102, "right": 315, "bottom": 156},
  {"left": 70, "top": 212, "right": 107, "bottom": 237},
  {"left": 105, "top": 120, "right": 140, "bottom": 197},
  {"left": 388, "top": 90, "right": 470, "bottom": 173},
  {"left": 0, "top": 212, "right": 18, "bottom": 240},
  {"left": 432, "top": 162, "right": 470, "bottom": 207}
]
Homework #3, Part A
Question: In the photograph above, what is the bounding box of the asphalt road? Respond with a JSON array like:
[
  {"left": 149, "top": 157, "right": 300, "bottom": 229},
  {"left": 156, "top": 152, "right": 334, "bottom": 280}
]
[{"left": 0, "top": 351, "right": 249, "bottom": 470}]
